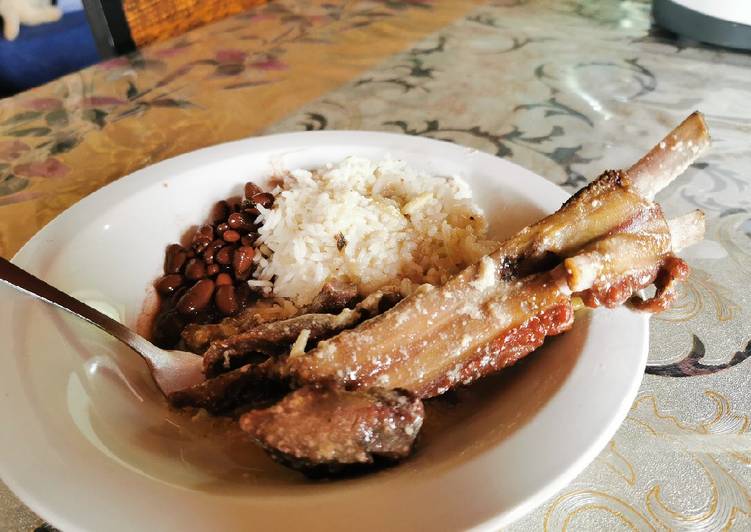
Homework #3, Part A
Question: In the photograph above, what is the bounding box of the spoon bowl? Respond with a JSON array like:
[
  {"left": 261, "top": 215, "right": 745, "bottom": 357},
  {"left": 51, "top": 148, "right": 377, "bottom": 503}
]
[{"left": 0, "top": 256, "right": 205, "bottom": 396}]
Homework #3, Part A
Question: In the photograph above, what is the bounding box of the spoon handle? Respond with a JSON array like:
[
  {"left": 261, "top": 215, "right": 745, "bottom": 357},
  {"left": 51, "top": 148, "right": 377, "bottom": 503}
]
[{"left": 0, "top": 256, "right": 155, "bottom": 357}]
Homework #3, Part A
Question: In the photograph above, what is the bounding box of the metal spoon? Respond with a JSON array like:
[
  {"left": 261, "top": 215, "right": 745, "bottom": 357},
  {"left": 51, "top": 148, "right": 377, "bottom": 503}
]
[{"left": 0, "top": 256, "right": 204, "bottom": 396}]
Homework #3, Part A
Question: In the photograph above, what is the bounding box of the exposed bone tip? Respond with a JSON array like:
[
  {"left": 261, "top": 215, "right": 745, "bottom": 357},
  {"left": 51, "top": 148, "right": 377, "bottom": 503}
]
[
  {"left": 669, "top": 210, "right": 706, "bottom": 252},
  {"left": 689, "top": 111, "right": 711, "bottom": 141},
  {"left": 562, "top": 253, "right": 601, "bottom": 293},
  {"left": 628, "top": 112, "right": 711, "bottom": 200}
]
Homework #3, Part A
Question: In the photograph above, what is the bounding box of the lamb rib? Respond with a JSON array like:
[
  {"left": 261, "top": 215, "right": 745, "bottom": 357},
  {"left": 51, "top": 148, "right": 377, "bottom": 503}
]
[{"left": 280, "top": 113, "right": 709, "bottom": 397}]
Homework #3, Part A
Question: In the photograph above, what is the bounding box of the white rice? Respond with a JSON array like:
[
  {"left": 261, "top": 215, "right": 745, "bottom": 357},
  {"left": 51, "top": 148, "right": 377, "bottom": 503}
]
[{"left": 252, "top": 156, "right": 495, "bottom": 305}]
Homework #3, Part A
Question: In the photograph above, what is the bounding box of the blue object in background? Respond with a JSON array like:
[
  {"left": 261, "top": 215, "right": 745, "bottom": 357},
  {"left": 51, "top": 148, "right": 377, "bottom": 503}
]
[{"left": 0, "top": 8, "right": 101, "bottom": 97}]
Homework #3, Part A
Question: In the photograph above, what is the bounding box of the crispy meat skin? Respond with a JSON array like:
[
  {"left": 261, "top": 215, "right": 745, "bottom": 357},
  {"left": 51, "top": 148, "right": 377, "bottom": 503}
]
[
  {"left": 628, "top": 256, "right": 689, "bottom": 312},
  {"left": 201, "top": 313, "right": 343, "bottom": 378},
  {"left": 239, "top": 386, "right": 424, "bottom": 476}
]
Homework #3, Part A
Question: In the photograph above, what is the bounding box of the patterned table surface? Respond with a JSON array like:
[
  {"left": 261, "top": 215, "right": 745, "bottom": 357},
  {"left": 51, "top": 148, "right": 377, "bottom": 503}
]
[{"left": 2, "top": 1, "right": 750, "bottom": 530}]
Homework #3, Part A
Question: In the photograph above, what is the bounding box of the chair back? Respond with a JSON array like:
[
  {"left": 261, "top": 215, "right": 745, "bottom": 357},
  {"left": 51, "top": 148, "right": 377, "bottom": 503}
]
[{"left": 84, "top": 0, "right": 267, "bottom": 57}]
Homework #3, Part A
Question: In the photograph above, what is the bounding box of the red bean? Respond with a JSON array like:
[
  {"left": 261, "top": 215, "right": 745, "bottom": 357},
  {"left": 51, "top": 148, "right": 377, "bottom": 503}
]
[
  {"left": 164, "top": 244, "right": 187, "bottom": 274},
  {"left": 228, "top": 212, "right": 254, "bottom": 232},
  {"left": 233, "top": 246, "right": 255, "bottom": 276},
  {"left": 216, "top": 223, "right": 230, "bottom": 234},
  {"left": 207, "top": 264, "right": 220, "bottom": 276},
  {"left": 184, "top": 258, "right": 206, "bottom": 280},
  {"left": 215, "top": 285, "right": 238, "bottom": 315},
  {"left": 155, "top": 274, "right": 183, "bottom": 295},
  {"left": 215, "top": 272, "right": 233, "bottom": 286},
  {"left": 211, "top": 200, "right": 229, "bottom": 224},
  {"left": 192, "top": 225, "right": 215, "bottom": 252},
  {"left": 177, "top": 279, "right": 215, "bottom": 314},
  {"left": 216, "top": 245, "right": 233, "bottom": 265},
  {"left": 198, "top": 224, "right": 214, "bottom": 239},
  {"left": 251, "top": 192, "right": 274, "bottom": 208},
  {"left": 191, "top": 235, "right": 211, "bottom": 253},
  {"left": 244, "top": 182, "right": 262, "bottom": 200},
  {"left": 228, "top": 199, "right": 242, "bottom": 213},
  {"left": 240, "top": 235, "right": 254, "bottom": 247},
  {"left": 223, "top": 229, "right": 241, "bottom": 243},
  {"left": 202, "top": 239, "right": 225, "bottom": 264},
  {"left": 227, "top": 212, "right": 242, "bottom": 228}
]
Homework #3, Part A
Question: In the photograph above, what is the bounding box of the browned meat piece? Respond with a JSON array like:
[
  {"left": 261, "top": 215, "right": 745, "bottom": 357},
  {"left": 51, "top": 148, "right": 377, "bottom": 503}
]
[
  {"left": 168, "top": 360, "right": 284, "bottom": 415},
  {"left": 181, "top": 299, "right": 298, "bottom": 353},
  {"left": 627, "top": 212, "right": 701, "bottom": 312},
  {"left": 301, "top": 280, "right": 360, "bottom": 314},
  {"left": 180, "top": 282, "right": 360, "bottom": 353},
  {"left": 202, "top": 286, "right": 402, "bottom": 378},
  {"left": 170, "top": 287, "right": 404, "bottom": 412},
  {"left": 239, "top": 386, "right": 424, "bottom": 477}
]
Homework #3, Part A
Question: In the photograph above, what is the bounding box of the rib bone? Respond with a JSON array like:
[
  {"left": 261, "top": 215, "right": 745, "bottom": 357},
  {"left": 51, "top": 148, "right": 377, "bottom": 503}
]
[
  {"left": 628, "top": 111, "right": 710, "bottom": 199},
  {"left": 669, "top": 210, "right": 706, "bottom": 252}
]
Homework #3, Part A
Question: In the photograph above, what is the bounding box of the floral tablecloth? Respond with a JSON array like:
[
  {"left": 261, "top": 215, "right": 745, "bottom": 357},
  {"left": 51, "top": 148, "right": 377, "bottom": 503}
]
[{"left": 2, "top": 1, "right": 750, "bottom": 530}]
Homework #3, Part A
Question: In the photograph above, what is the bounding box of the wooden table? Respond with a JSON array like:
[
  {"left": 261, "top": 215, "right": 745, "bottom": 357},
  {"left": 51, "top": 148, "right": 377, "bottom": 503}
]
[{"left": 2, "top": 1, "right": 750, "bottom": 529}]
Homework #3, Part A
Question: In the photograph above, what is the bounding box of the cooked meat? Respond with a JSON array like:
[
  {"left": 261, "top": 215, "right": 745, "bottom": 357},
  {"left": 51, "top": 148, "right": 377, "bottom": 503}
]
[
  {"left": 170, "top": 287, "right": 404, "bottom": 411},
  {"left": 168, "top": 360, "right": 284, "bottom": 415},
  {"left": 181, "top": 298, "right": 298, "bottom": 353},
  {"left": 202, "top": 286, "right": 402, "bottom": 378},
  {"left": 242, "top": 208, "right": 703, "bottom": 468},
  {"left": 201, "top": 313, "right": 346, "bottom": 377},
  {"left": 180, "top": 282, "right": 361, "bottom": 354},
  {"left": 301, "top": 280, "right": 360, "bottom": 314},
  {"left": 628, "top": 212, "right": 703, "bottom": 312},
  {"left": 239, "top": 386, "right": 424, "bottom": 477}
]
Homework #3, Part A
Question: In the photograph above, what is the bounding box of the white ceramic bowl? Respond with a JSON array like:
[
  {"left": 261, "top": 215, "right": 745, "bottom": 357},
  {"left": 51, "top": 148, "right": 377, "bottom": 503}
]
[{"left": 0, "top": 132, "right": 648, "bottom": 531}]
